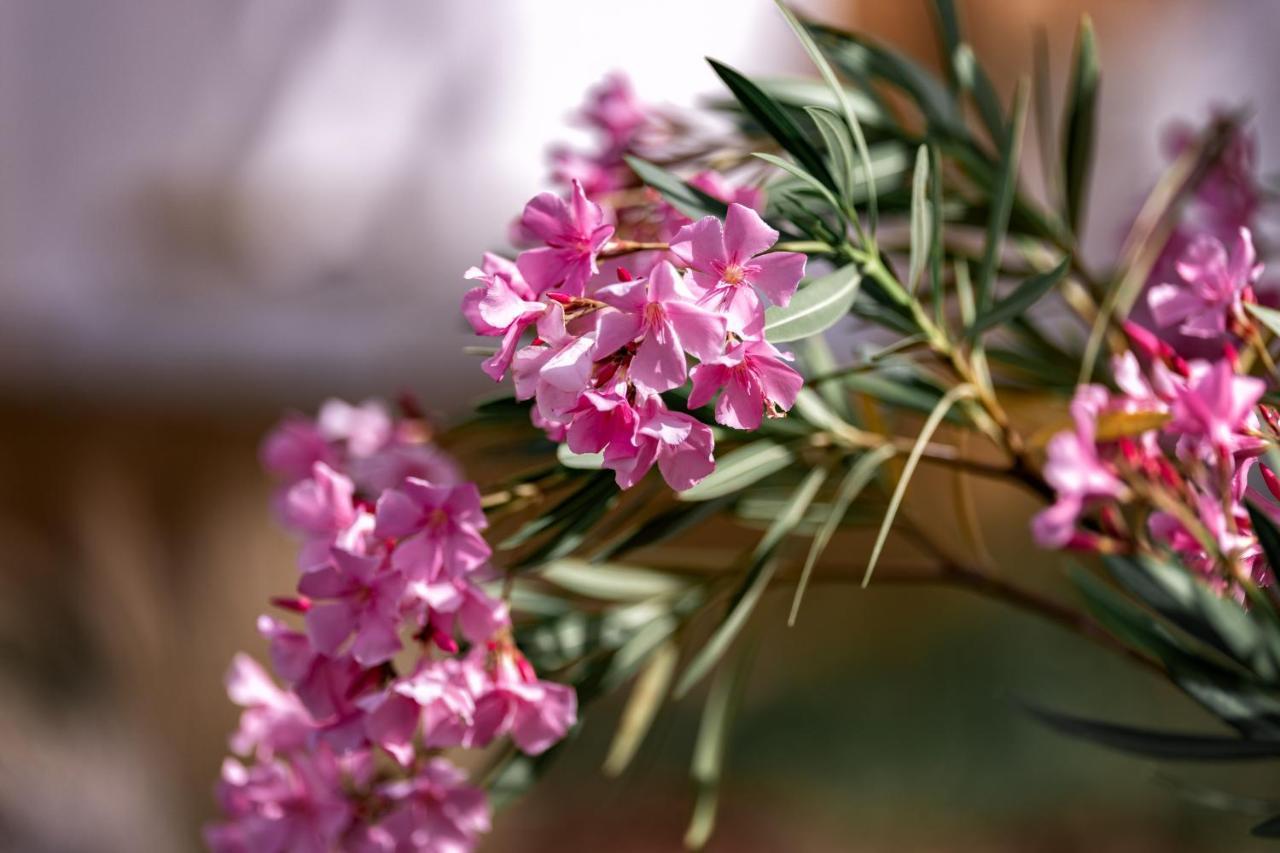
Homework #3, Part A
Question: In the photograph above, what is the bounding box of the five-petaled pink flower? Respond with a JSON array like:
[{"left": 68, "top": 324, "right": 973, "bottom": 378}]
[
  {"left": 298, "top": 547, "right": 406, "bottom": 667},
  {"left": 516, "top": 180, "right": 615, "bottom": 296},
  {"left": 1169, "top": 358, "right": 1265, "bottom": 452},
  {"left": 688, "top": 337, "right": 804, "bottom": 431},
  {"left": 671, "top": 203, "right": 806, "bottom": 334},
  {"left": 1148, "top": 227, "right": 1260, "bottom": 339},
  {"left": 603, "top": 393, "right": 716, "bottom": 491},
  {"left": 375, "top": 478, "right": 491, "bottom": 582},
  {"left": 463, "top": 253, "right": 545, "bottom": 381},
  {"left": 1031, "top": 385, "right": 1127, "bottom": 548},
  {"left": 594, "top": 260, "right": 727, "bottom": 393}
]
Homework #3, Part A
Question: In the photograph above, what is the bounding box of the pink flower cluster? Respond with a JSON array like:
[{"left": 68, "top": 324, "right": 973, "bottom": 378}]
[
  {"left": 465, "top": 183, "right": 806, "bottom": 492},
  {"left": 1141, "top": 120, "right": 1269, "bottom": 356},
  {"left": 208, "top": 399, "right": 576, "bottom": 852},
  {"left": 1033, "top": 319, "right": 1277, "bottom": 598}
]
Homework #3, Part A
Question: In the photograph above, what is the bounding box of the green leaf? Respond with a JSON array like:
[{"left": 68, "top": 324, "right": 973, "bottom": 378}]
[
  {"left": 952, "top": 43, "right": 1005, "bottom": 146},
  {"left": 805, "top": 105, "right": 857, "bottom": 208},
  {"left": 708, "top": 58, "right": 834, "bottom": 189},
  {"left": 678, "top": 440, "right": 795, "bottom": 502},
  {"left": 975, "top": 79, "right": 1028, "bottom": 310},
  {"left": 556, "top": 443, "right": 603, "bottom": 470},
  {"left": 624, "top": 155, "right": 729, "bottom": 220},
  {"left": 863, "top": 384, "right": 976, "bottom": 586},
  {"left": 594, "top": 496, "right": 733, "bottom": 561},
  {"left": 1027, "top": 704, "right": 1280, "bottom": 760},
  {"left": 1246, "top": 303, "right": 1280, "bottom": 340},
  {"left": 684, "top": 643, "right": 752, "bottom": 850},
  {"left": 675, "top": 466, "right": 828, "bottom": 698},
  {"left": 928, "top": 0, "right": 962, "bottom": 91},
  {"left": 789, "top": 446, "right": 896, "bottom": 625},
  {"left": 805, "top": 22, "right": 963, "bottom": 137},
  {"left": 540, "top": 558, "right": 689, "bottom": 602},
  {"left": 603, "top": 638, "right": 679, "bottom": 777},
  {"left": 928, "top": 144, "right": 946, "bottom": 326},
  {"left": 1255, "top": 814, "right": 1280, "bottom": 838},
  {"left": 763, "top": 264, "right": 861, "bottom": 343},
  {"left": 1062, "top": 15, "right": 1100, "bottom": 234},
  {"left": 753, "top": 152, "right": 845, "bottom": 221},
  {"left": 967, "top": 256, "right": 1070, "bottom": 338},
  {"left": 907, "top": 145, "right": 931, "bottom": 294},
  {"left": 773, "top": 0, "right": 878, "bottom": 233}
]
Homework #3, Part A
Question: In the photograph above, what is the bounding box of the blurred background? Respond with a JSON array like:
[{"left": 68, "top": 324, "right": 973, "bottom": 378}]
[{"left": 2, "top": 1, "right": 1280, "bottom": 849}]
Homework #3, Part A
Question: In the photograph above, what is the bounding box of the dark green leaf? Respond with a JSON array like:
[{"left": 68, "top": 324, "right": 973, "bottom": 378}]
[
  {"left": 976, "top": 79, "right": 1028, "bottom": 310},
  {"left": 1026, "top": 704, "right": 1280, "bottom": 760},
  {"left": 625, "top": 155, "right": 728, "bottom": 220},
  {"left": 708, "top": 58, "right": 834, "bottom": 189},
  {"left": 967, "top": 256, "right": 1070, "bottom": 338},
  {"left": 1062, "top": 15, "right": 1100, "bottom": 233}
]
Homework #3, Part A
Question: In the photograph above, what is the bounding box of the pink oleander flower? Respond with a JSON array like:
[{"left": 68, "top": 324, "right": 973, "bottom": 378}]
[
  {"left": 1147, "top": 228, "right": 1260, "bottom": 339},
  {"left": 688, "top": 171, "right": 765, "bottom": 214},
  {"left": 225, "top": 654, "right": 313, "bottom": 761},
  {"left": 565, "top": 388, "right": 637, "bottom": 457},
  {"left": 549, "top": 145, "right": 631, "bottom": 198},
  {"left": 671, "top": 203, "right": 806, "bottom": 334},
  {"left": 375, "top": 478, "right": 491, "bottom": 582},
  {"left": 594, "top": 260, "right": 728, "bottom": 393},
  {"left": 463, "top": 253, "right": 545, "bottom": 381},
  {"left": 407, "top": 574, "right": 509, "bottom": 651},
  {"left": 258, "top": 616, "right": 376, "bottom": 742},
  {"left": 1168, "top": 357, "right": 1265, "bottom": 452},
  {"left": 260, "top": 416, "right": 338, "bottom": 484},
  {"left": 516, "top": 180, "right": 615, "bottom": 296},
  {"left": 298, "top": 547, "right": 406, "bottom": 667},
  {"left": 603, "top": 393, "right": 715, "bottom": 492},
  {"left": 1031, "top": 385, "right": 1128, "bottom": 548},
  {"left": 363, "top": 659, "right": 480, "bottom": 765},
  {"left": 206, "top": 748, "right": 355, "bottom": 853},
  {"left": 278, "top": 463, "right": 376, "bottom": 572},
  {"left": 580, "top": 71, "right": 650, "bottom": 148},
  {"left": 373, "top": 759, "right": 492, "bottom": 853},
  {"left": 687, "top": 337, "right": 804, "bottom": 430},
  {"left": 511, "top": 303, "right": 598, "bottom": 422},
  {"left": 469, "top": 643, "right": 578, "bottom": 755},
  {"left": 316, "top": 399, "right": 394, "bottom": 458}
]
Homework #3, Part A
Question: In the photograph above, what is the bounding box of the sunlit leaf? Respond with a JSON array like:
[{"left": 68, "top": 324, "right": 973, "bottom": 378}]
[
  {"left": 907, "top": 145, "right": 931, "bottom": 294},
  {"left": 763, "top": 264, "right": 861, "bottom": 342},
  {"left": 863, "top": 384, "right": 976, "bottom": 586},
  {"left": 679, "top": 440, "right": 796, "bottom": 501},
  {"left": 603, "top": 639, "right": 679, "bottom": 777}
]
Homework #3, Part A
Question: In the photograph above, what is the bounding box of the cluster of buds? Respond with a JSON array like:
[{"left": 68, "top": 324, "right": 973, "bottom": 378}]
[{"left": 206, "top": 399, "right": 576, "bottom": 852}]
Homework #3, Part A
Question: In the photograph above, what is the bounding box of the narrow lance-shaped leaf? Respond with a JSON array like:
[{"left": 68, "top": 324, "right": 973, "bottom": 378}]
[
  {"left": 1026, "top": 703, "right": 1280, "bottom": 760},
  {"left": 1062, "top": 15, "right": 1100, "bottom": 234},
  {"left": 1246, "top": 303, "right": 1280, "bottom": 341},
  {"left": 805, "top": 105, "right": 857, "bottom": 210},
  {"left": 708, "top": 58, "right": 834, "bottom": 189},
  {"left": 684, "top": 644, "right": 752, "bottom": 850},
  {"left": 764, "top": 264, "right": 861, "bottom": 343},
  {"left": 679, "top": 440, "right": 795, "bottom": 502},
  {"left": 907, "top": 145, "right": 931, "bottom": 294},
  {"left": 789, "top": 446, "right": 895, "bottom": 625},
  {"left": 967, "top": 256, "right": 1070, "bottom": 339},
  {"left": 952, "top": 43, "right": 1006, "bottom": 147},
  {"left": 753, "top": 153, "right": 846, "bottom": 223},
  {"left": 675, "top": 466, "right": 828, "bottom": 698},
  {"left": 976, "top": 79, "right": 1029, "bottom": 310},
  {"left": 863, "top": 385, "right": 976, "bottom": 587},
  {"left": 603, "top": 639, "right": 679, "bottom": 777},
  {"left": 929, "top": 0, "right": 962, "bottom": 92},
  {"left": 625, "top": 155, "right": 728, "bottom": 220},
  {"left": 928, "top": 144, "right": 945, "bottom": 327},
  {"left": 773, "top": 0, "right": 879, "bottom": 234}
]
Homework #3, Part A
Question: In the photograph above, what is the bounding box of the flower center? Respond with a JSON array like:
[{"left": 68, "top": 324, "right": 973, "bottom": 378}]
[{"left": 722, "top": 264, "right": 746, "bottom": 286}]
